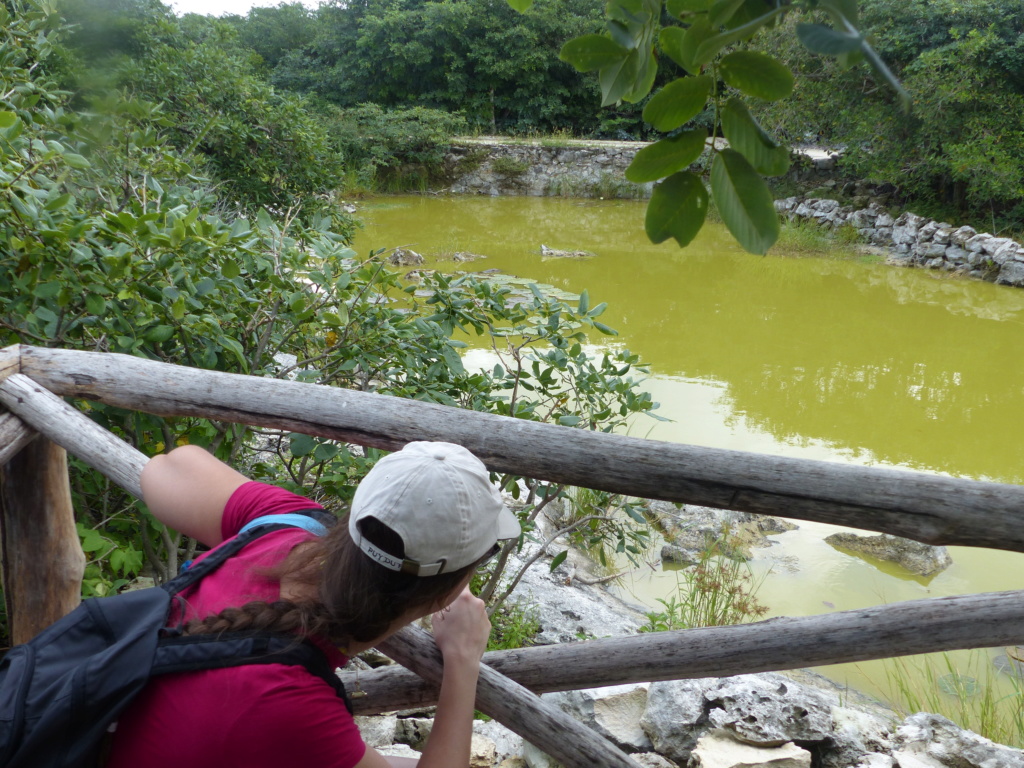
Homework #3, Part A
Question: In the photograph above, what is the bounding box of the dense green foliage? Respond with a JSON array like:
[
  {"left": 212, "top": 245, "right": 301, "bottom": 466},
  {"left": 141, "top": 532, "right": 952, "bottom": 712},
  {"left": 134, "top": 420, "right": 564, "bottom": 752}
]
[
  {"left": 0, "top": 0, "right": 659, "bottom": 643},
  {"left": 329, "top": 104, "right": 468, "bottom": 191},
  {"left": 754, "top": 0, "right": 1024, "bottom": 228},
  {"left": 226, "top": 0, "right": 653, "bottom": 136},
  {"left": 557, "top": 0, "right": 908, "bottom": 254}
]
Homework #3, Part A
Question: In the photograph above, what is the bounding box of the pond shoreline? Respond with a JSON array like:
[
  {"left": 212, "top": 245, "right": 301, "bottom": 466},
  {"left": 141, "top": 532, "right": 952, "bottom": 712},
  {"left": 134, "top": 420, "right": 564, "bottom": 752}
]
[{"left": 438, "top": 138, "right": 1024, "bottom": 290}]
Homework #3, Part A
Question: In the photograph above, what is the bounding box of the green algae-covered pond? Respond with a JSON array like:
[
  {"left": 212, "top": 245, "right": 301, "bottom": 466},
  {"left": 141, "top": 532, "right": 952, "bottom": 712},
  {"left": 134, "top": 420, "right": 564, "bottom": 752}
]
[{"left": 352, "top": 195, "right": 1024, "bottom": 713}]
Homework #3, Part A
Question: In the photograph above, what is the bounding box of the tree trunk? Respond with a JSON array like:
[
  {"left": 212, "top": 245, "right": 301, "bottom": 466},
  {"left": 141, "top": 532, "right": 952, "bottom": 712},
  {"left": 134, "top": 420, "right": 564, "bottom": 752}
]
[{"left": 0, "top": 437, "right": 84, "bottom": 644}]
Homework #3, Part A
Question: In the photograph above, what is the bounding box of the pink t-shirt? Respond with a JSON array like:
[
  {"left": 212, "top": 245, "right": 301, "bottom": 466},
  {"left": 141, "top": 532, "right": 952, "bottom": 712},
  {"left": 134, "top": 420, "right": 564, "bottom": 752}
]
[{"left": 107, "top": 483, "right": 367, "bottom": 768}]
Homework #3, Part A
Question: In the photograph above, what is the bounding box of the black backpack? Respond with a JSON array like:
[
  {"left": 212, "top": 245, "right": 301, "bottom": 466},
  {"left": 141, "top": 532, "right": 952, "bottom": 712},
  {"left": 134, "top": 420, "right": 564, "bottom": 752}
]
[{"left": 0, "top": 517, "right": 350, "bottom": 768}]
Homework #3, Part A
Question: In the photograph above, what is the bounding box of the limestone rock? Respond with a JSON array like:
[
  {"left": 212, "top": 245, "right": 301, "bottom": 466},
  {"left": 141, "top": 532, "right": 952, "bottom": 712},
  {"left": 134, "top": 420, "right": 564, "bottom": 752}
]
[
  {"left": 395, "top": 716, "right": 432, "bottom": 750},
  {"left": 824, "top": 532, "right": 952, "bottom": 577},
  {"left": 893, "top": 712, "right": 1024, "bottom": 768},
  {"left": 632, "top": 753, "right": 678, "bottom": 767},
  {"left": 354, "top": 714, "right": 398, "bottom": 747},
  {"left": 641, "top": 679, "right": 718, "bottom": 763},
  {"left": 540, "top": 244, "right": 595, "bottom": 259},
  {"left": 965, "top": 233, "right": 993, "bottom": 253},
  {"left": 997, "top": 260, "right": 1024, "bottom": 286},
  {"left": 687, "top": 730, "right": 811, "bottom": 768},
  {"left": 376, "top": 743, "right": 421, "bottom": 760},
  {"left": 983, "top": 237, "right": 1017, "bottom": 257},
  {"left": 543, "top": 683, "right": 652, "bottom": 751},
  {"left": 818, "top": 705, "right": 894, "bottom": 768},
  {"left": 499, "top": 759, "right": 529, "bottom": 768},
  {"left": 474, "top": 719, "right": 525, "bottom": 764},
  {"left": 914, "top": 242, "right": 947, "bottom": 259},
  {"left": 387, "top": 247, "right": 425, "bottom": 266},
  {"left": 661, "top": 543, "right": 699, "bottom": 566},
  {"left": 705, "top": 674, "right": 834, "bottom": 746},
  {"left": 650, "top": 503, "right": 788, "bottom": 563},
  {"left": 470, "top": 733, "right": 498, "bottom": 768},
  {"left": 853, "top": 755, "right": 895, "bottom": 768},
  {"left": 453, "top": 251, "right": 487, "bottom": 262},
  {"left": 522, "top": 741, "right": 560, "bottom": 768},
  {"left": 944, "top": 245, "right": 970, "bottom": 265},
  {"left": 949, "top": 225, "right": 977, "bottom": 246}
]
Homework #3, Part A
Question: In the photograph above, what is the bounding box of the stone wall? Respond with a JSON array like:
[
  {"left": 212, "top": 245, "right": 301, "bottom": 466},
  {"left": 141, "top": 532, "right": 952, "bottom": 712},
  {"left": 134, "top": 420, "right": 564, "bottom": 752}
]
[
  {"left": 775, "top": 197, "right": 1024, "bottom": 288},
  {"left": 445, "top": 141, "right": 651, "bottom": 199}
]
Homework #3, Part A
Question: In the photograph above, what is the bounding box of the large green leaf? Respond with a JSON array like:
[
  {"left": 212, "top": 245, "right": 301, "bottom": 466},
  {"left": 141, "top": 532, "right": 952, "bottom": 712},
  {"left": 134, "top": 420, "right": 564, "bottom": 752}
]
[
  {"left": 505, "top": 0, "right": 533, "bottom": 11},
  {"left": 666, "top": 0, "right": 708, "bottom": 17},
  {"left": 560, "top": 35, "right": 630, "bottom": 72},
  {"left": 643, "top": 75, "right": 712, "bottom": 131},
  {"left": 709, "top": 0, "right": 745, "bottom": 28},
  {"left": 719, "top": 51, "right": 793, "bottom": 101},
  {"left": 795, "top": 23, "right": 862, "bottom": 55},
  {"left": 626, "top": 49, "right": 659, "bottom": 103},
  {"left": 659, "top": 27, "right": 688, "bottom": 68},
  {"left": 721, "top": 98, "right": 790, "bottom": 175},
  {"left": 693, "top": 5, "right": 786, "bottom": 64},
  {"left": 710, "top": 149, "right": 779, "bottom": 254},
  {"left": 626, "top": 129, "right": 707, "bottom": 182},
  {"left": 645, "top": 171, "right": 709, "bottom": 246},
  {"left": 599, "top": 50, "right": 639, "bottom": 105}
]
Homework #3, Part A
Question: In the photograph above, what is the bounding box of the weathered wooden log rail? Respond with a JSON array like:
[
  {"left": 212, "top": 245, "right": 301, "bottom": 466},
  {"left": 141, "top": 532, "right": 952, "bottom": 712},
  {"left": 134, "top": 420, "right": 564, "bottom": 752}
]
[
  {"left": 7, "top": 344, "right": 1024, "bottom": 551},
  {"left": 1, "top": 343, "right": 1023, "bottom": 768}
]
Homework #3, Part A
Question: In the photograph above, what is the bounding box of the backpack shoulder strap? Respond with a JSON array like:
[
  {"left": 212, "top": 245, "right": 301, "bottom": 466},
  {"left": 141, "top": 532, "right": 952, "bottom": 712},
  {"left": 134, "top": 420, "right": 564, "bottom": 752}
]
[{"left": 162, "top": 508, "right": 333, "bottom": 597}]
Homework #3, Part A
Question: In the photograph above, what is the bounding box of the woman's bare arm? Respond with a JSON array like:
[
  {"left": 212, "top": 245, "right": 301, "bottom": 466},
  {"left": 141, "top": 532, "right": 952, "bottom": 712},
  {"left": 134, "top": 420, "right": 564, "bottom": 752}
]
[{"left": 140, "top": 444, "right": 248, "bottom": 547}]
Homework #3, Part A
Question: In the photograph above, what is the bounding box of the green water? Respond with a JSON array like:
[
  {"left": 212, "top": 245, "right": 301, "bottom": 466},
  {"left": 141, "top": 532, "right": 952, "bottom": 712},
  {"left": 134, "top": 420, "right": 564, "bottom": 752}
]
[{"left": 353, "top": 195, "right": 1024, "bottom": 716}]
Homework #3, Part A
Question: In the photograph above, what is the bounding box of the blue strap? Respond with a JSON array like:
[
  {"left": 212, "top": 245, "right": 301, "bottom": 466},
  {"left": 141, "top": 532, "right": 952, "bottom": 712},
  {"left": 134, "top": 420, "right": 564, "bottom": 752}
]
[{"left": 240, "top": 513, "right": 329, "bottom": 538}]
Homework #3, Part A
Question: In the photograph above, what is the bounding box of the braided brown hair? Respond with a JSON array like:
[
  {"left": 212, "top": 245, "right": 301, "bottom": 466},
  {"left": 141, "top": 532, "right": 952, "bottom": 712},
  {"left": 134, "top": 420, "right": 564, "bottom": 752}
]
[{"left": 183, "top": 515, "right": 483, "bottom": 647}]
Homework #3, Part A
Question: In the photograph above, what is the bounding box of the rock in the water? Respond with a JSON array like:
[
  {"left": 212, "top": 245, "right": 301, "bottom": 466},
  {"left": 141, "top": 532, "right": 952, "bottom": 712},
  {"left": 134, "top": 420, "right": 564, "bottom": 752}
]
[
  {"left": 661, "top": 543, "right": 699, "bottom": 566},
  {"left": 706, "top": 674, "right": 835, "bottom": 746},
  {"left": 641, "top": 679, "right": 718, "bottom": 763},
  {"left": 453, "top": 251, "right": 487, "bottom": 262},
  {"left": 540, "top": 244, "right": 595, "bottom": 258},
  {"left": 388, "top": 247, "right": 425, "bottom": 266},
  {"left": 543, "top": 684, "right": 652, "bottom": 751},
  {"left": 824, "top": 532, "right": 952, "bottom": 577},
  {"left": 688, "top": 730, "right": 812, "bottom": 768},
  {"left": 893, "top": 713, "right": 1024, "bottom": 768},
  {"left": 648, "top": 503, "right": 790, "bottom": 562}
]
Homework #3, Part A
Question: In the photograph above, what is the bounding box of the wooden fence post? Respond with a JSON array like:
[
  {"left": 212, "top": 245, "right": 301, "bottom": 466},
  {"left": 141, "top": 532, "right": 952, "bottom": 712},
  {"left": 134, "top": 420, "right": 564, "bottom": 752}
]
[{"left": 0, "top": 437, "right": 85, "bottom": 644}]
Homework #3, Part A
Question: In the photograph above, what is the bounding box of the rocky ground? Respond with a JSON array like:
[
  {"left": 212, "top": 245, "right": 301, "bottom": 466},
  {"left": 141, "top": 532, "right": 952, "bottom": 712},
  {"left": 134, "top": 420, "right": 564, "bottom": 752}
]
[{"left": 352, "top": 502, "right": 1023, "bottom": 767}]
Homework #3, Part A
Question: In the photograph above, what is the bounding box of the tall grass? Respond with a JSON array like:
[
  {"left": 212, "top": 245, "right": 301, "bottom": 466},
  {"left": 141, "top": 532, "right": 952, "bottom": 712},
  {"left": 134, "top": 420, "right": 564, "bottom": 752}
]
[
  {"left": 883, "top": 651, "right": 1024, "bottom": 748},
  {"left": 640, "top": 528, "right": 769, "bottom": 632}
]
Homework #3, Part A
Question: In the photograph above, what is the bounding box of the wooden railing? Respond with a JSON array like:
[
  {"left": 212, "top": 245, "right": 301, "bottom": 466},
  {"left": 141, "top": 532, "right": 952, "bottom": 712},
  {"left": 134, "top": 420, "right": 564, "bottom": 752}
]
[{"left": 2, "top": 343, "right": 1023, "bottom": 767}]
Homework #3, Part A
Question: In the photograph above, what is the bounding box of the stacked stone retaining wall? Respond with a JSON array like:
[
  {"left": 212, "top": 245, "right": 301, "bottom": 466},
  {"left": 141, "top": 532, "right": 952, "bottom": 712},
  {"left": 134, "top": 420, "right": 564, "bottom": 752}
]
[
  {"left": 445, "top": 141, "right": 651, "bottom": 199},
  {"left": 776, "top": 197, "right": 1024, "bottom": 288}
]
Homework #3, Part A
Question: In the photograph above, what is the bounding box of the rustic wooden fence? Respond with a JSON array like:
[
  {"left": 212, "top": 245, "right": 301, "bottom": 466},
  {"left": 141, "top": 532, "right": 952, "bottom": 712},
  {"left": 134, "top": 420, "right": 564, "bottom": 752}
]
[{"left": 2, "top": 343, "right": 1024, "bottom": 767}]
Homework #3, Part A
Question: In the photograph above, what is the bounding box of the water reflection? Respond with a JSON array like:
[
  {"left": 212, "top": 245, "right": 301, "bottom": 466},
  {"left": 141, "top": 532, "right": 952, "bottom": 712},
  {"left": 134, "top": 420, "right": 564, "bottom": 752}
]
[{"left": 354, "top": 195, "right": 1024, "bottom": 483}]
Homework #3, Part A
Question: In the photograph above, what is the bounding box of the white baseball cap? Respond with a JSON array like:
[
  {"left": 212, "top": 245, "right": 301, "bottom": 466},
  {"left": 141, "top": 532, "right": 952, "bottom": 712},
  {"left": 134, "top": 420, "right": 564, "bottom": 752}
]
[{"left": 349, "top": 441, "right": 521, "bottom": 576}]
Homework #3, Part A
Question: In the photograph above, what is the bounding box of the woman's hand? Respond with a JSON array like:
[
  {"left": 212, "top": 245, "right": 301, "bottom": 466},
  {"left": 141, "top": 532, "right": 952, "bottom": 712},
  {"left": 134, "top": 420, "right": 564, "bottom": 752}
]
[{"left": 430, "top": 587, "right": 491, "bottom": 666}]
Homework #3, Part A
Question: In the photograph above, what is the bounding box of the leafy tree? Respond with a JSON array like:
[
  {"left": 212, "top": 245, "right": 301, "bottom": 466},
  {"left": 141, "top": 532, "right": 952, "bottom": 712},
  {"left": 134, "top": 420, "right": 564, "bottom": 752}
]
[
  {"left": 222, "top": 2, "right": 318, "bottom": 72},
  {"left": 0, "top": 0, "right": 660, "bottom": 643},
  {"left": 754, "top": 0, "right": 1024, "bottom": 226},
  {"left": 254, "top": 0, "right": 614, "bottom": 134},
  {"left": 556, "top": 0, "right": 907, "bottom": 254}
]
